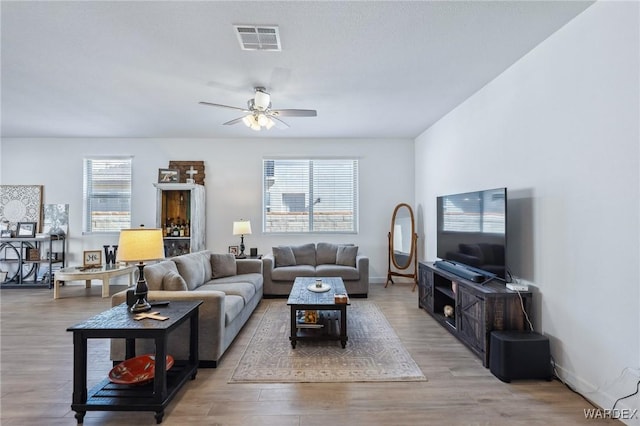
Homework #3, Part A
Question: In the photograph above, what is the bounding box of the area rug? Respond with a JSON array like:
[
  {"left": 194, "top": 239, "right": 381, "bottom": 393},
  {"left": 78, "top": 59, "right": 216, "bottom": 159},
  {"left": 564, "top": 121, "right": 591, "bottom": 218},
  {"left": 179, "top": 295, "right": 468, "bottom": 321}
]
[{"left": 229, "top": 300, "right": 427, "bottom": 383}]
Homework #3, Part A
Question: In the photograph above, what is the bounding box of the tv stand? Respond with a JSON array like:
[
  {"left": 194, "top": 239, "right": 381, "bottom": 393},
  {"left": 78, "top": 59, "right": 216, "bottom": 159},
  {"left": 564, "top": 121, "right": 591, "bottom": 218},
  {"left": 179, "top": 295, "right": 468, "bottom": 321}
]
[
  {"left": 434, "top": 260, "right": 485, "bottom": 283},
  {"left": 418, "top": 261, "right": 532, "bottom": 367}
]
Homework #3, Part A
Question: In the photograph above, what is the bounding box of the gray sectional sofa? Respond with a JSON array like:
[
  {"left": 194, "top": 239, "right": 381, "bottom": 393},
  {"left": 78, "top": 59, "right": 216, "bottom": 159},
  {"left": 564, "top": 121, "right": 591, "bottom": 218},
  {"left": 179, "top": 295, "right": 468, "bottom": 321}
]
[
  {"left": 110, "top": 250, "right": 262, "bottom": 367},
  {"left": 262, "top": 242, "right": 369, "bottom": 297}
]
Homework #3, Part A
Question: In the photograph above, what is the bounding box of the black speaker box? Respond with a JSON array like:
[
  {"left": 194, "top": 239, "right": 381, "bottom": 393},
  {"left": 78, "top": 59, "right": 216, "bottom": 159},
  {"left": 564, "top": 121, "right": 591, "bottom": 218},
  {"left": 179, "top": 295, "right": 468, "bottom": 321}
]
[{"left": 490, "top": 331, "right": 552, "bottom": 383}]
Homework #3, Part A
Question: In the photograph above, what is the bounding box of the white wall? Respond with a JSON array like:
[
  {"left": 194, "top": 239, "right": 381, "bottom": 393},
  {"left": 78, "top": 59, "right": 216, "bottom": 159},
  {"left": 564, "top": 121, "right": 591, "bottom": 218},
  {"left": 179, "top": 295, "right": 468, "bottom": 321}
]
[
  {"left": 1, "top": 138, "right": 414, "bottom": 283},
  {"left": 416, "top": 1, "right": 639, "bottom": 419}
]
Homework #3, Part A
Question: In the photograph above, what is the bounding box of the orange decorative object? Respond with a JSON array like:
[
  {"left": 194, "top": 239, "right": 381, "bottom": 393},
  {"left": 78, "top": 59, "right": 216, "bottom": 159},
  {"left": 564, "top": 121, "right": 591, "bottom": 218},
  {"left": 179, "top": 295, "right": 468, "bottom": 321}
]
[{"left": 108, "top": 354, "right": 174, "bottom": 385}]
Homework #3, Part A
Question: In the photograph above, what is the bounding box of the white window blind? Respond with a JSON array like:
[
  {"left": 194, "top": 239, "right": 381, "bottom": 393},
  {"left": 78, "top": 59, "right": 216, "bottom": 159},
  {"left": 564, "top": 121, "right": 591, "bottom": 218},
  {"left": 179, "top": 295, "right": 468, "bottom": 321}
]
[
  {"left": 83, "top": 157, "right": 132, "bottom": 233},
  {"left": 263, "top": 158, "right": 358, "bottom": 233}
]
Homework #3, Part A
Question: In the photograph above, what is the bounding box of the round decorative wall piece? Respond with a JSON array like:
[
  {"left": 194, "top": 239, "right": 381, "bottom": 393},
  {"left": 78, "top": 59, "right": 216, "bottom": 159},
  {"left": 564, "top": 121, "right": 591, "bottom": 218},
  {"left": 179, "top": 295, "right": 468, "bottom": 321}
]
[{"left": 0, "top": 185, "right": 43, "bottom": 231}]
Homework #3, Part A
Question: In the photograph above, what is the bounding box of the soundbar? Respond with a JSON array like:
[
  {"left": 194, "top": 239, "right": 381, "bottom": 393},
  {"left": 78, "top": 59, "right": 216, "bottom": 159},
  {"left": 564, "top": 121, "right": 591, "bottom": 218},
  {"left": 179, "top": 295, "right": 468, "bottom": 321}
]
[{"left": 434, "top": 260, "right": 485, "bottom": 283}]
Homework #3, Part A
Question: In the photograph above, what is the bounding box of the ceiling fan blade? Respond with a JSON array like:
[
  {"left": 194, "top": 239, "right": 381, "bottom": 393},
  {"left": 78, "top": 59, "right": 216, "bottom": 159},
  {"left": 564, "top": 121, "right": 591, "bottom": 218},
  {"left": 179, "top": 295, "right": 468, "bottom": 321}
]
[
  {"left": 270, "top": 115, "right": 290, "bottom": 129},
  {"left": 223, "top": 116, "right": 246, "bottom": 126},
  {"left": 199, "top": 101, "right": 249, "bottom": 112},
  {"left": 271, "top": 109, "right": 317, "bottom": 117}
]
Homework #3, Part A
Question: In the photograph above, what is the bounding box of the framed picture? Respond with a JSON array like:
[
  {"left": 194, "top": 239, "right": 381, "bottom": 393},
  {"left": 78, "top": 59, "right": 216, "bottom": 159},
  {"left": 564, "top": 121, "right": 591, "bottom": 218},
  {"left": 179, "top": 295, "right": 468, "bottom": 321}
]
[
  {"left": 16, "top": 222, "right": 37, "bottom": 238},
  {"left": 1, "top": 185, "right": 43, "bottom": 232},
  {"left": 1, "top": 230, "right": 12, "bottom": 238},
  {"left": 83, "top": 250, "right": 102, "bottom": 267},
  {"left": 43, "top": 204, "right": 69, "bottom": 236},
  {"left": 228, "top": 246, "right": 239, "bottom": 255},
  {"left": 158, "top": 169, "right": 180, "bottom": 183}
]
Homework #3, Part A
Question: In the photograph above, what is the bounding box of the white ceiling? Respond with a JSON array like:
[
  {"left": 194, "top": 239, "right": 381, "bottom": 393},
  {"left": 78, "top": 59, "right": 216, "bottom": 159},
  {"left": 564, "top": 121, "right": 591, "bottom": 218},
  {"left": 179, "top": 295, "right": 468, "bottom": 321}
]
[{"left": 1, "top": 1, "right": 593, "bottom": 139}]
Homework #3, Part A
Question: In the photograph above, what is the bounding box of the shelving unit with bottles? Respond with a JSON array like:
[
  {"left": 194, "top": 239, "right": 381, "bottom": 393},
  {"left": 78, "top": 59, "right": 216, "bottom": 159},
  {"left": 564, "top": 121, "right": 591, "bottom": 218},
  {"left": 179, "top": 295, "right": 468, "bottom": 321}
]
[{"left": 154, "top": 183, "right": 205, "bottom": 257}]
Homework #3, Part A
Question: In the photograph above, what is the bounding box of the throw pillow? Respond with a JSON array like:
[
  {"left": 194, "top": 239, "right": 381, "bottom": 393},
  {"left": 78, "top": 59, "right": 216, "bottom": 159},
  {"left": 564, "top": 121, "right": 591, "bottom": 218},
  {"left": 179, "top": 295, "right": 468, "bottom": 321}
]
[
  {"left": 144, "top": 261, "right": 179, "bottom": 291},
  {"left": 272, "top": 246, "right": 296, "bottom": 267},
  {"left": 291, "top": 243, "right": 316, "bottom": 266},
  {"left": 336, "top": 245, "right": 358, "bottom": 267},
  {"left": 316, "top": 242, "right": 338, "bottom": 265},
  {"left": 162, "top": 270, "right": 188, "bottom": 291},
  {"left": 211, "top": 253, "right": 237, "bottom": 279}
]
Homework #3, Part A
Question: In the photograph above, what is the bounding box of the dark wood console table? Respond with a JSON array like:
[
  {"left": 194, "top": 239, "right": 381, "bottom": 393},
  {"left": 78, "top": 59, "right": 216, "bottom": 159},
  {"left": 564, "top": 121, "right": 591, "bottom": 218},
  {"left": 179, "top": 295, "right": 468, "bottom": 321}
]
[
  {"left": 66, "top": 300, "right": 202, "bottom": 424},
  {"left": 418, "top": 262, "right": 532, "bottom": 367}
]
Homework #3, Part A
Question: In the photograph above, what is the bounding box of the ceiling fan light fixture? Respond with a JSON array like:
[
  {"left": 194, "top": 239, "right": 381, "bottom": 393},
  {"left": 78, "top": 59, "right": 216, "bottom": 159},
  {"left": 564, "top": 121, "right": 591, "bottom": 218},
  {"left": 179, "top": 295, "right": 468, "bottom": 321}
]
[
  {"left": 200, "top": 86, "right": 316, "bottom": 130},
  {"left": 241, "top": 115, "right": 253, "bottom": 128},
  {"left": 250, "top": 120, "right": 261, "bottom": 131},
  {"left": 265, "top": 119, "right": 275, "bottom": 130},
  {"left": 254, "top": 88, "right": 271, "bottom": 110},
  {"left": 257, "top": 113, "right": 269, "bottom": 126}
]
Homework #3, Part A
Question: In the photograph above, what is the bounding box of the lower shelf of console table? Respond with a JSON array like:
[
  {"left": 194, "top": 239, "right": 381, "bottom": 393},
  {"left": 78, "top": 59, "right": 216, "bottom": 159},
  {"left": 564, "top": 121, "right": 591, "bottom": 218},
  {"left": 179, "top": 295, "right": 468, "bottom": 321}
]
[
  {"left": 418, "top": 261, "right": 532, "bottom": 367},
  {"left": 76, "top": 361, "right": 196, "bottom": 421}
]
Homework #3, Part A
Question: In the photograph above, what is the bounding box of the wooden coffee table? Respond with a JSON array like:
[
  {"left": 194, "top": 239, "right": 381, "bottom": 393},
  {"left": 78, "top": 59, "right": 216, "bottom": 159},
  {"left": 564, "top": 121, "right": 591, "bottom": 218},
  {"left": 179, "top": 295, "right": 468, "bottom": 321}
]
[
  {"left": 66, "top": 300, "right": 201, "bottom": 424},
  {"left": 287, "top": 277, "right": 350, "bottom": 348}
]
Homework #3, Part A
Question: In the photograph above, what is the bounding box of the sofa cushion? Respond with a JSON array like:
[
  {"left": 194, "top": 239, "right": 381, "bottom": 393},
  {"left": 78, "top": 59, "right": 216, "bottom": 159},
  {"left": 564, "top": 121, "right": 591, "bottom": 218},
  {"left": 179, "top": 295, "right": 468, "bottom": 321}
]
[
  {"left": 224, "top": 295, "right": 245, "bottom": 326},
  {"left": 271, "top": 264, "right": 316, "bottom": 281},
  {"left": 210, "top": 273, "right": 263, "bottom": 293},
  {"left": 315, "top": 264, "right": 361, "bottom": 280},
  {"left": 162, "top": 270, "right": 188, "bottom": 291},
  {"left": 336, "top": 245, "right": 358, "bottom": 267},
  {"left": 198, "top": 282, "right": 256, "bottom": 304},
  {"left": 172, "top": 251, "right": 211, "bottom": 291},
  {"left": 143, "top": 260, "right": 179, "bottom": 291},
  {"left": 273, "top": 246, "right": 296, "bottom": 267},
  {"left": 292, "top": 243, "right": 316, "bottom": 266},
  {"left": 316, "top": 242, "right": 339, "bottom": 265},
  {"left": 211, "top": 253, "right": 237, "bottom": 278}
]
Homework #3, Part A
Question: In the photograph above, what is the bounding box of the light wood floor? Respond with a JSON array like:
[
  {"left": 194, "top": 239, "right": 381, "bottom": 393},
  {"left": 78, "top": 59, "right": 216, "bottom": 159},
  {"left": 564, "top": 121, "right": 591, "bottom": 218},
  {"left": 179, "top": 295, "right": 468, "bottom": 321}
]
[{"left": 1, "top": 281, "right": 616, "bottom": 426}]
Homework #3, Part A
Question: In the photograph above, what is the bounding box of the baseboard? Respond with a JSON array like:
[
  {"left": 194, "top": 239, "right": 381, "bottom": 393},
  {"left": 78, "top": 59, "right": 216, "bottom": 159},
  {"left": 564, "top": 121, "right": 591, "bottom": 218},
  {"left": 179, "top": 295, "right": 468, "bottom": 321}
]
[{"left": 555, "top": 363, "right": 640, "bottom": 425}]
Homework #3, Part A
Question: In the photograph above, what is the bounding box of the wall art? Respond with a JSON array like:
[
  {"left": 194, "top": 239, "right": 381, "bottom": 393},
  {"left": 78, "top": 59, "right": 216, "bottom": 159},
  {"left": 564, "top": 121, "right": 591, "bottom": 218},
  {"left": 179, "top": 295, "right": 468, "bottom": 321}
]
[{"left": 0, "top": 185, "right": 43, "bottom": 232}]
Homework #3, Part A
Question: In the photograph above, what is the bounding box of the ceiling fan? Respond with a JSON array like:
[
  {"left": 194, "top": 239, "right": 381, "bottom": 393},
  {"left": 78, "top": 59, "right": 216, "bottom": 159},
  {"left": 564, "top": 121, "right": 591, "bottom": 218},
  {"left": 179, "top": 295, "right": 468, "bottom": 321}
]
[{"left": 199, "top": 87, "right": 317, "bottom": 131}]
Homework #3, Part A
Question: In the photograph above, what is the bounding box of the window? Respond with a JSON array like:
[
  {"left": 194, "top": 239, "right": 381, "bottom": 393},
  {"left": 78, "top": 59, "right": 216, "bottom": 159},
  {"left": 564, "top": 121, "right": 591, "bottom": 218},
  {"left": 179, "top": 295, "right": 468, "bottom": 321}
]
[
  {"left": 83, "top": 157, "right": 132, "bottom": 233},
  {"left": 263, "top": 158, "right": 358, "bottom": 233}
]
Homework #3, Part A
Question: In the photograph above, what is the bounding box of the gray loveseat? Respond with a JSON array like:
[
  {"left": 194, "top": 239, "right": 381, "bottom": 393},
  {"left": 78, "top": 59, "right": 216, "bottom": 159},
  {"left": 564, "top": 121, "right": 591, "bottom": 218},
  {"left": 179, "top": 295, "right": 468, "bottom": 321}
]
[
  {"left": 110, "top": 250, "right": 262, "bottom": 367},
  {"left": 262, "top": 242, "right": 369, "bottom": 297}
]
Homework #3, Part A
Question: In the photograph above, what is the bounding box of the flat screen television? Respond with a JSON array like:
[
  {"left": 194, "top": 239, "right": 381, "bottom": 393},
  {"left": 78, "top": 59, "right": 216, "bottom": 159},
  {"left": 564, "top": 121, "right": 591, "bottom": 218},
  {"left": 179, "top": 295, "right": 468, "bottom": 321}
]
[{"left": 436, "top": 187, "right": 507, "bottom": 280}]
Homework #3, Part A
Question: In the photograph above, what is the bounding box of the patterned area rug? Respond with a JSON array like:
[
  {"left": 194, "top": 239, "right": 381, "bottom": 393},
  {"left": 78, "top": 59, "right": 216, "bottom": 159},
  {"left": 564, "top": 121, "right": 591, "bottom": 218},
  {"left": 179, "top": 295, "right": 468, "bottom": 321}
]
[{"left": 229, "top": 300, "right": 427, "bottom": 383}]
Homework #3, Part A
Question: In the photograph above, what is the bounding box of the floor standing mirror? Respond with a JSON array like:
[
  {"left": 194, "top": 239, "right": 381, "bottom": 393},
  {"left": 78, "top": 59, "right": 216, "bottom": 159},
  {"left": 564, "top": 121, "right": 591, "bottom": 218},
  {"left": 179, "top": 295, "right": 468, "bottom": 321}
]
[{"left": 386, "top": 203, "right": 418, "bottom": 291}]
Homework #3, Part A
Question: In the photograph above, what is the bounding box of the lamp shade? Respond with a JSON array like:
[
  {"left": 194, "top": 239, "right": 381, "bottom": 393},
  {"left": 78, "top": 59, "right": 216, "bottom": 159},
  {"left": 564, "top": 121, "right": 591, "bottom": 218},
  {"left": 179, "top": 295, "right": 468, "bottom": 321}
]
[
  {"left": 116, "top": 228, "right": 165, "bottom": 263},
  {"left": 232, "top": 220, "right": 252, "bottom": 236}
]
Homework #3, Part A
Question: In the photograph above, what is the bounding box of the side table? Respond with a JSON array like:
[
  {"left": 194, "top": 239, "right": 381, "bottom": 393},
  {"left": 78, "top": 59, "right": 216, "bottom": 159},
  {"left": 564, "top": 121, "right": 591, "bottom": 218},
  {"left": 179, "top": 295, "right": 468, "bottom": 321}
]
[{"left": 66, "top": 300, "right": 202, "bottom": 424}]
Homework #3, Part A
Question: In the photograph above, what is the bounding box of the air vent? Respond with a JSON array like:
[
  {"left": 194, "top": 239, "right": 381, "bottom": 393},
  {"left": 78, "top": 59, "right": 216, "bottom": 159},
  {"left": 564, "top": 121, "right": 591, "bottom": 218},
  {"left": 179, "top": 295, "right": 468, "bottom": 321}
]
[{"left": 234, "top": 25, "right": 281, "bottom": 51}]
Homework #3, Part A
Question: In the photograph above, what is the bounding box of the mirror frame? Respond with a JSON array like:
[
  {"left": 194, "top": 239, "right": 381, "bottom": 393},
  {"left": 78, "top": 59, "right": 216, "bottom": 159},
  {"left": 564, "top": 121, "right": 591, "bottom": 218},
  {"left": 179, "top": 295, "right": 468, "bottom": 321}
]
[
  {"left": 390, "top": 203, "right": 416, "bottom": 270},
  {"left": 386, "top": 203, "right": 418, "bottom": 291}
]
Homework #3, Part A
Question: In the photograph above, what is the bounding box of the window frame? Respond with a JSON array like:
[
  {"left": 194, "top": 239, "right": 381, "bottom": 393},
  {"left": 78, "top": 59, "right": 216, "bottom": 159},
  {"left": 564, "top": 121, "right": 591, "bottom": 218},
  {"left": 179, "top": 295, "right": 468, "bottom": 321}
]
[
  {"left": 82, "top": 156, "right": 133, "bottom": 234},
  {"left": 262, "top": 157, "right": 359, "bottom": 234}
]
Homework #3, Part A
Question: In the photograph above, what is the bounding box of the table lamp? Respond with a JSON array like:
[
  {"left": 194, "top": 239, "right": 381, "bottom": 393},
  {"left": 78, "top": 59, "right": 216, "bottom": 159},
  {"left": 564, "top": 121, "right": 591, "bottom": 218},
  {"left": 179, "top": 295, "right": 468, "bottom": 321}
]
[
  {"left": 232, "top": 220, "right": 252, "bottom": 259},
  {"left": 116, "top": 228, "right": 165, "bottom": 313}
]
